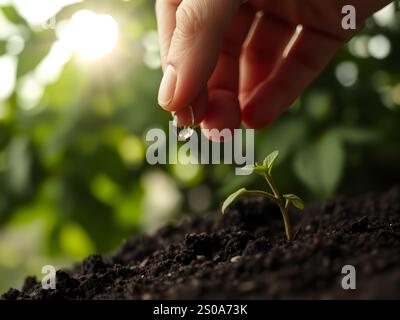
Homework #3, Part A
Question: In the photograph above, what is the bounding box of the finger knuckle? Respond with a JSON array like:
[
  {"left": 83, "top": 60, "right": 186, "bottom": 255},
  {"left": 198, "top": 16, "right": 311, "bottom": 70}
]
[{"left": 175, "top": 3, "right": 207, "bottom": 39}]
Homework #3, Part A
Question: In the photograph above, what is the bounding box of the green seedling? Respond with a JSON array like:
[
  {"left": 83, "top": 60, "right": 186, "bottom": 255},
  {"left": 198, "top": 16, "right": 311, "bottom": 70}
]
[{"left": 222, "top": 150, "right": 304, "bottom": 241}]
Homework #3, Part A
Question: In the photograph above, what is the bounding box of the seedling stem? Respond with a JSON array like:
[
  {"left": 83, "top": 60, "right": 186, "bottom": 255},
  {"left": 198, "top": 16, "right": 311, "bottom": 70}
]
[{"left": 222, "top": 151, "right": 303, "bottom": 241}]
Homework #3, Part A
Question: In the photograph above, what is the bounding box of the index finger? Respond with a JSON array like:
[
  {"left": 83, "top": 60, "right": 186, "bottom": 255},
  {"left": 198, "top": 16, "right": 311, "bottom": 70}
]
[{"left": 155, "top": 0, "right": 181, "bottom": 71}]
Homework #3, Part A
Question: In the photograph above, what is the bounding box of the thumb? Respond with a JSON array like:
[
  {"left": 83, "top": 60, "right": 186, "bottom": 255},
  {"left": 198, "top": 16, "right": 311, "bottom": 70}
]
[{"left": 157, "top": 0, "right": 241, "bottom": 112}]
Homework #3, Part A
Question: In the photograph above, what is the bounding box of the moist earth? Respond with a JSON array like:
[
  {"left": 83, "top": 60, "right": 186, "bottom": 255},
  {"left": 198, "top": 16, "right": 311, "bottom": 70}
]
[{"left": 2, "top": 186, "right": 400, "bottom": 299}]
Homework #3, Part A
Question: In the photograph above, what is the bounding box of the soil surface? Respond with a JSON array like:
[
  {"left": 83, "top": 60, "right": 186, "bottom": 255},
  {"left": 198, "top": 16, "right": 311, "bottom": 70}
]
[{"left": 3, "top": 187, "right": 400, "bottom": 300}]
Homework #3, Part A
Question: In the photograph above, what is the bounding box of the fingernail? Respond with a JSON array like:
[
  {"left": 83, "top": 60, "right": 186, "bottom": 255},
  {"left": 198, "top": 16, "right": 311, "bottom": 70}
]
[{"left": 158, "top": 65, "right": 176, "bottom": 108}]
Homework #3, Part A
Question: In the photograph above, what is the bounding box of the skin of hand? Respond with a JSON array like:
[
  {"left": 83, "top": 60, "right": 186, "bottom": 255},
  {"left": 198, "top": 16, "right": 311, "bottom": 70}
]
[{"left": 156, "top": 0, "right": 393, "bottom": 133}]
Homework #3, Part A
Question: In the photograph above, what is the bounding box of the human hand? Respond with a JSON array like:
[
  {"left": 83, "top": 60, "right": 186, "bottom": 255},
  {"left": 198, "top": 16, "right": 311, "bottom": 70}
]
[{"left": 156, "top": 0, "right": 392, "bottom": 131}]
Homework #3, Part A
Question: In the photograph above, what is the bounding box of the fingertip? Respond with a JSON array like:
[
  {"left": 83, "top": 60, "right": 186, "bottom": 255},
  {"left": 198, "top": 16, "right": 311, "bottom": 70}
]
[
  {"left": 174, "top": 88, "right": 209, "bottom": 126},
  {"left": 242, "top": 100, "right": 282, "bottom": 130},
  {"left": 200, "top": 89, "right": 241, "bottom": 141},
  {"left": 158, "top": 64, "right": 177, "bottom": 110}
]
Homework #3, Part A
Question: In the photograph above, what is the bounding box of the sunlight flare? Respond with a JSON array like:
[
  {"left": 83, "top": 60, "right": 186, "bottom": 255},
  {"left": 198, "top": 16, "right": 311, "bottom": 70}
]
[{"left": 60, "top": 10, "right": 119, "bottom": 61}]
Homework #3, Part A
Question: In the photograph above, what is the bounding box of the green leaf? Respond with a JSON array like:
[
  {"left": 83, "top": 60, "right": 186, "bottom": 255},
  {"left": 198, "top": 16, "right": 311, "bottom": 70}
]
[
  {"left": 1, "top": 6, "right": 29, "bottom": 26},
  {"left": 252, "top": 164, "right": 267, "bottom": 176},
  {"left": 222, "top": 188, "right": 276, "bottom": 214},
  {"left": 222, "top": 188, "right": 248, "bottom": 214},
  {"left": 331, "top": 127, "right": 379, "bottom": 145},
  {"left": 283, "top": 194, "right": 304, "bottom": 210},
  {"left": 293, "top": 131, "right": 345, "bottom": 199},
  {"left": 238, "top": 163, "right": 269, "bottom": 176},
  {"left": 0, "top": 41, "right": 7, "bottom": 55},
  {"left": 263, "top": 150, "right": 279, "bottom": 175},
  {"left": 256, "top": 118, "right": 308, "bottom": 163},
  {"left": 17, "top": 31, "right": 56, "bottom": 77}
]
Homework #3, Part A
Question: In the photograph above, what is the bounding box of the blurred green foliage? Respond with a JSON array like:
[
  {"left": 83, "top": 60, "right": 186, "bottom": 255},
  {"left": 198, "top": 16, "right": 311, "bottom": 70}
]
[{"left": 0, "top": 0, "right": 400, "bottom": 291}]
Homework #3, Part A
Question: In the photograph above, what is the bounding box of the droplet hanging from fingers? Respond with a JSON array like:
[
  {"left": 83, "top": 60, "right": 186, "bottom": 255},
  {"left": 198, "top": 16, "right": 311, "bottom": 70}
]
[{"left": 172, "top": 106, "right": 195, "bottom": 141}]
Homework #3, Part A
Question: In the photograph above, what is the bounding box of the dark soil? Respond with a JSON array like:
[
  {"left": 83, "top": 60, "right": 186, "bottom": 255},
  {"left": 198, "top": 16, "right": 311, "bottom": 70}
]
[{"left": 3, "top": 187, "right": 400, "bottom": 300}]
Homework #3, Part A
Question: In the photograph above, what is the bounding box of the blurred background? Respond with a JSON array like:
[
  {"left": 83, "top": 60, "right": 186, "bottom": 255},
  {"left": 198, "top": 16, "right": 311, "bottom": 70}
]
[{"left": 0, "top": 0, "right": 400, "bottom": 292}]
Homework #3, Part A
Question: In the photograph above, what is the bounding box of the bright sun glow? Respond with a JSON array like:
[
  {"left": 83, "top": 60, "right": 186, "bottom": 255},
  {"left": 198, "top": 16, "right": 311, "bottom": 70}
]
[{"left": 61, "top": 10, "right": 119, "bottom": 61}]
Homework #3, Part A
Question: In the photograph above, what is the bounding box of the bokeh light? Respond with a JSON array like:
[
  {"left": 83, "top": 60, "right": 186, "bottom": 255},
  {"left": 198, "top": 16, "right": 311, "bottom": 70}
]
[
  {"left": 335, "top": 61, "right": 359, "bottom": 87},
  {"left": 0, "top": 55, "right": 17, "bottom": 100},
  {"left": 60, "top": 10, "right": 119, "bottom": 61},
  {"left": 368, "top": 35, "right": 391, "bottom": 59}
]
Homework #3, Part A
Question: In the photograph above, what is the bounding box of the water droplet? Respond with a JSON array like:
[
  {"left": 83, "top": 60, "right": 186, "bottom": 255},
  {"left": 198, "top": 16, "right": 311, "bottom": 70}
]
[
  {"left": 178, "top": 127, "right": 194, "bottom": 141},
  {"left": 172, "top": 111, "right": 195, "bottom": 141}
]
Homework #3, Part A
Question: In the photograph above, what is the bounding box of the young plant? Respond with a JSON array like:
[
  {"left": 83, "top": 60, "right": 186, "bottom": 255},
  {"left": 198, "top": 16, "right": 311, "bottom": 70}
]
[{"left": 222, "top": 150, "right": 304, "bottom": 241}]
